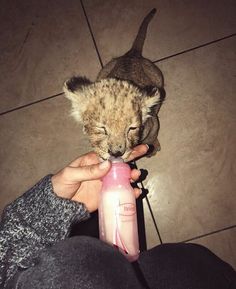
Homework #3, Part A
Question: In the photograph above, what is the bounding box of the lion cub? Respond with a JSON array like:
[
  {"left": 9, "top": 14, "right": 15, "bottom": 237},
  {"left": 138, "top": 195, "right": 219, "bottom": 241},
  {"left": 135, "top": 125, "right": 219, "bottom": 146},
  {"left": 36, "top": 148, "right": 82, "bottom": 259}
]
[{"left": 64, "top": 8, "right": 164, "bottom": 160}]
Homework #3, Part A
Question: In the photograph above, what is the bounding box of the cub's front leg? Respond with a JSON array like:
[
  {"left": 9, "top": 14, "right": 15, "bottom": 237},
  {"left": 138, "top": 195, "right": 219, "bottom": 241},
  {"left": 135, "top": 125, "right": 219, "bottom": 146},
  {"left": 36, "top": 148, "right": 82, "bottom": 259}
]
[{"left": 141, "top": 116, "right": 161, "bottom": 157}]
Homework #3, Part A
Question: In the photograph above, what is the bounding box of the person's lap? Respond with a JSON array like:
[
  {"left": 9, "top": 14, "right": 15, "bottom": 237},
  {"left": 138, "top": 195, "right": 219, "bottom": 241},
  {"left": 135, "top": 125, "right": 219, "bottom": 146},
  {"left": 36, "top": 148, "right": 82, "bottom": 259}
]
[
  {"left": 8, "top": 236, "right": 236, "bottom": 289},
  {"left": 138, "top": 242, "right": 236, "bottom": 289},
  {"left": 7, "top": 236, "right": 142, "bottom": 289}
]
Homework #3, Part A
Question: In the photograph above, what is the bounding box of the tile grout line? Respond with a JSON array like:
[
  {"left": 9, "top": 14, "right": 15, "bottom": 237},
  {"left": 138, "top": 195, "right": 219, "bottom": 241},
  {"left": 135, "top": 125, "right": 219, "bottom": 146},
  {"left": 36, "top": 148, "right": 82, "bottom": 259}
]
[
  {"left": 0, "top": 7, "right": 234, "bottom": 247},
  {"left": 132, "top": 161, "right": 163, "bottom": 244},
  {"left": 0, "top": 0, "right": 103, "bottom": 118},
  {"left": 181, "top": 224, "right": 236, "bottom": 243},
  {"left": 77, "top": 0, "right": 236, "bottom": 244},
  {"left": 1, "top": 33, "right": 234, "bottom": 117},
  {"left": 0, "top": 92, "right": 64, "bottom": 116},
  {"left": 3, "top": 6, "right": 233, "bottom": 246},
  {"left": 144, "top": 194, "right": 163, "bottom": 244},
  {"left": 80, "top": 0, "right": 104, "bottom": 69},
  {"left": 154, "top": 33, "right": 236, "bottom": 63}
]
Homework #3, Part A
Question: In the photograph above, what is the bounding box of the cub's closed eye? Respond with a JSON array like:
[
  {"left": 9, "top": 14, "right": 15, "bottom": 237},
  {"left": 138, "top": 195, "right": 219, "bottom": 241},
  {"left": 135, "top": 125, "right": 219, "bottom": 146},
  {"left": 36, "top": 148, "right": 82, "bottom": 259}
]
[
  {"left": 128, "top": 127, "right": 138, "bottom": 134},
  {"left": 129, "top": 127, "right": 138, "bottom": 131}
]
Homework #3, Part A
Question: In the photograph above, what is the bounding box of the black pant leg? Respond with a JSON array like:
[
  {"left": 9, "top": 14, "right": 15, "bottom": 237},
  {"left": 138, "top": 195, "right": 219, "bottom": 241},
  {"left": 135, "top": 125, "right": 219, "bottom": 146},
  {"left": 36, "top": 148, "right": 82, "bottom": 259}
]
[
  {"left": 137, "top": 243, "right": 236, "bottom": 289},
  {"left": 8, "top": 236, "right": 143, "bottom": 289}
]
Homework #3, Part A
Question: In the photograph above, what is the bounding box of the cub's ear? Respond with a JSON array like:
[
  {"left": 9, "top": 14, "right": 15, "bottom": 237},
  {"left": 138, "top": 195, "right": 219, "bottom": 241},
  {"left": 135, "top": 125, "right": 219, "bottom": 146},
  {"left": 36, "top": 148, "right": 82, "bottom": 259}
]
[
  {"left": 63, "top": 76, "right": 92, "bottom": 122},
  {"left": 141, "top": 86, "right": 161, "bottom": 120},
  {"left": 63, "top": 76, "right": 92, "bottom": 99}
]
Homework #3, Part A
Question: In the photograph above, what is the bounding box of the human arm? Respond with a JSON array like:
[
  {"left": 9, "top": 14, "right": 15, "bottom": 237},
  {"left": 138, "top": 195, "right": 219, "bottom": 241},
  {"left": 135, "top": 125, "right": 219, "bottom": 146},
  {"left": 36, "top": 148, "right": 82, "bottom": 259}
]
[
  {"left": 0, "top": 145, "right": 148, "bottom": 288},
  {"left": 0, "top": 175, "right": 90, "bottom": 287}
]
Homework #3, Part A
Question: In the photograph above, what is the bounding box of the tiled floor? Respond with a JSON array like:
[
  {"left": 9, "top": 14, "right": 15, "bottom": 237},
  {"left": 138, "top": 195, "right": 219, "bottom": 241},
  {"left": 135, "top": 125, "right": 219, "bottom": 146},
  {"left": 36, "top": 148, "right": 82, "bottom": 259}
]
[{"left": 0, "top": 0, "right": 235, "bottom": 269}]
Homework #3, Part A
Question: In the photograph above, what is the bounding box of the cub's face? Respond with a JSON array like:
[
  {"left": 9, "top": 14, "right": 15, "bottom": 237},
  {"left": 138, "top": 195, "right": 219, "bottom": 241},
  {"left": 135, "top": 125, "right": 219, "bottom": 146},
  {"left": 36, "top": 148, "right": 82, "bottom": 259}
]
[
  {"left": 83, "top": 97, "right": 142, "bottom": 160},
  {"left": 64, "top": 76, "right": 160, "bottom": 160}
]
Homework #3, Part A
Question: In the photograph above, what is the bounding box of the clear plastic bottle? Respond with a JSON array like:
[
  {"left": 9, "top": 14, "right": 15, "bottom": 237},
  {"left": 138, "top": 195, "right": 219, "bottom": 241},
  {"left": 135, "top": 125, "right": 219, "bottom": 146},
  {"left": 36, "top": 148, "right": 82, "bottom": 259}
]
[{"left": 98, "top": 158, "right": 140, "bottom": 262}]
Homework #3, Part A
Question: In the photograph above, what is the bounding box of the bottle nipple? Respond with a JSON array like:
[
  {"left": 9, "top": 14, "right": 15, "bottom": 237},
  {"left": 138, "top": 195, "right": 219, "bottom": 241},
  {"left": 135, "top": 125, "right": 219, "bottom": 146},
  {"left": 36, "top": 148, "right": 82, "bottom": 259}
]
[{"left": 109, "top": 157, "right": 124, "bottom": 163}]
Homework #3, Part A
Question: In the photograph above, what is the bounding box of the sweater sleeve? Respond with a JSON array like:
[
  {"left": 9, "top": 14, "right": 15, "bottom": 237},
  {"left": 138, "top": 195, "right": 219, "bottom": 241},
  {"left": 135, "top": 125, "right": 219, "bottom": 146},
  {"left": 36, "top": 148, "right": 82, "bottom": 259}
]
[{"left": 0, "top": 174, "right": 90, "bottom": 288}]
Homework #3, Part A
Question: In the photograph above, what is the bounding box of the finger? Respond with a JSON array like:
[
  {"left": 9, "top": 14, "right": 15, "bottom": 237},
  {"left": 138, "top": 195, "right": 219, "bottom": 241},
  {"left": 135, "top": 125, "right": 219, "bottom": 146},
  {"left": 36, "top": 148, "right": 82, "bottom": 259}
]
[
  {"left": 134, "top": 188, "right": 142, "bottom": 199},
  {"left": 130, "top": 169, "right": 141, "bottom": 183},
  {"left": 66, "top": 160, "right": 111, "bottom": 182},
  {"left": 69, "top": 152, "right": 99, "bottom": 168},
  {"left": 126, "top": 144, "right": 149, "bottom": 162}
]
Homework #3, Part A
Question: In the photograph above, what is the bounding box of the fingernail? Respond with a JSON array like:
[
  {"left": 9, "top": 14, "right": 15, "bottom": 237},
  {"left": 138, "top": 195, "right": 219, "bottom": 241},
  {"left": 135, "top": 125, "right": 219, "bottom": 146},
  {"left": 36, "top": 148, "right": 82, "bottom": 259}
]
[
  {"left": 145, "top": 144, "right": 149, "bottom": 151},
  {"left": 99, "top": 160, "right": 110, "bottom": 170}
]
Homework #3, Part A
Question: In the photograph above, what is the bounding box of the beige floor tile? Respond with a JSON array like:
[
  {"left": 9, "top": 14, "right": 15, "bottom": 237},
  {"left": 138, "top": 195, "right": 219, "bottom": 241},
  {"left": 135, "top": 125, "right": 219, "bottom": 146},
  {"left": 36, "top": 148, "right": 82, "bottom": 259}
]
[
  {"left": 188, "top": 228, "right": 236, "bottom": 269},
  {"left": 0, "top": 96, "right": 91, "bottom": 212},
  {"left": 0, "top": 0, "right": 101, "bottom": 113},
  {"left": 84, "top": 0, "right": 236, "bottom": 64},
  {"left": 137, "top": 36, "right": 236, "bottom": 242}
]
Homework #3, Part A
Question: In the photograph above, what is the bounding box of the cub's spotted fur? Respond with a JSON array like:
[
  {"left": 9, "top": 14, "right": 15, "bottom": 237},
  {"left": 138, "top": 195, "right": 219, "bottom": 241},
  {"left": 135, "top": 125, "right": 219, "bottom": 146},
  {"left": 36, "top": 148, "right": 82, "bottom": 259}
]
[{"left": 64, "top": 8, "right": 165, "bottom": 160}]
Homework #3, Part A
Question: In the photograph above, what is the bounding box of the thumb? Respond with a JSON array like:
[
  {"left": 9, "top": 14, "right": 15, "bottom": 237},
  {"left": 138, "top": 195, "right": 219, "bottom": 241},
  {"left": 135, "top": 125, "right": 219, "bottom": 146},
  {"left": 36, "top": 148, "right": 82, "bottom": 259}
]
[{"left": 69, "top": 160, "right": 111, "bottom": 182}]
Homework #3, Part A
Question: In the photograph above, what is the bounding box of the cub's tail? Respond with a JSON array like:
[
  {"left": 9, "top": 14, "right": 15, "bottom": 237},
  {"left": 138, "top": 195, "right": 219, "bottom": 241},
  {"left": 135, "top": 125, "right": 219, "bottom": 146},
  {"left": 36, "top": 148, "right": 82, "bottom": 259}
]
[{"left": 125, "top": 8, "right": 157, "bottom": 57}]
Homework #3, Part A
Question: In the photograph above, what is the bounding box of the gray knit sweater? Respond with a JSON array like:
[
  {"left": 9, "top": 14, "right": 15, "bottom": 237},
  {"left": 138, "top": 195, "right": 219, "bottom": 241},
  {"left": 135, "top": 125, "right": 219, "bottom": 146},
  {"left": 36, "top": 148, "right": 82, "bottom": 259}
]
[{"left": 0, "top": 175, "right": 90, "bottom": 288}]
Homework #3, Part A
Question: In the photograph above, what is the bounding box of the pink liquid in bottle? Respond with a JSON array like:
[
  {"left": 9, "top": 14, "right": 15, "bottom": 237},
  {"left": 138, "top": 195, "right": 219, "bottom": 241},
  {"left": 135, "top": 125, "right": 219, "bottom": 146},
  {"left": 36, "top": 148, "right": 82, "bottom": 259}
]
[{"left": 98, "top": 158, "right": 140, "bottom": 262}]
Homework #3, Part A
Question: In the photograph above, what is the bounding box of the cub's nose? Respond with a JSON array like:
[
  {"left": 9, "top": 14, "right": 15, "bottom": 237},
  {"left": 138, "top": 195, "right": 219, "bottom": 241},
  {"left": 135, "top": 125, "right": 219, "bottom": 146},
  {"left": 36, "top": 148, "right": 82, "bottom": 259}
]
[{"left": 108, "top": 150, "right": 123, "bottom": 158}]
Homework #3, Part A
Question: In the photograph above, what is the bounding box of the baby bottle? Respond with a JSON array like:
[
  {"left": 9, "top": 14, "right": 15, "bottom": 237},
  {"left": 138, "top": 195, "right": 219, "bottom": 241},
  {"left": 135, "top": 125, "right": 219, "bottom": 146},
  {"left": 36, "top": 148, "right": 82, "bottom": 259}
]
[{"left": 98, "top": 158, "right": 140, "bottom": 262}]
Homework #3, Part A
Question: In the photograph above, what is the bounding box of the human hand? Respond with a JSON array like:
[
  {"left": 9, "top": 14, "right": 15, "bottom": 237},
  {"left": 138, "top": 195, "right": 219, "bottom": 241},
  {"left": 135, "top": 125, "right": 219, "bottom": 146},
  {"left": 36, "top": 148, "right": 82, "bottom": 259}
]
[{"left": 51, "top": 144, "right": 148, "bottom": 212}]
